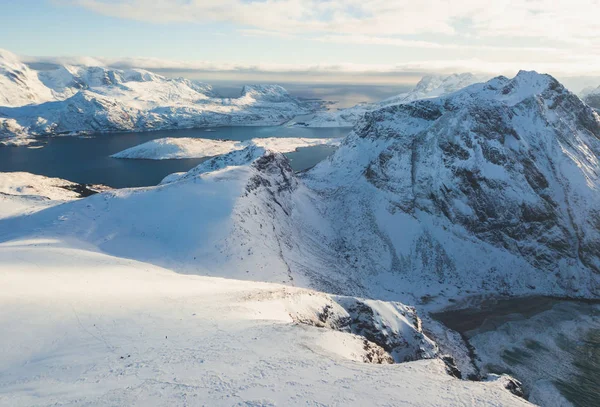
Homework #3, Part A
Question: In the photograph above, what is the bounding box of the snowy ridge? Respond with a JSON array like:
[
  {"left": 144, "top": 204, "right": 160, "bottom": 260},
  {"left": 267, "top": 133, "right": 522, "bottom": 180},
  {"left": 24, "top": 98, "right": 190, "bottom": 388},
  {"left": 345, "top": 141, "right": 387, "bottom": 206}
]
[
  {"left": 296, "top": 72, "right": 483, "bottom": 128},
  {"left": 159, "top": 145, "right": 269, "bottom": 184},
  {"left": 381, "top": 73, "right": 482, "bottom": 106},
  {"left": 0, "top": 49, "right": 316, "bottom": 143},
  {"left": 111, "top": 136, "right": 342, "bottom": 160}
]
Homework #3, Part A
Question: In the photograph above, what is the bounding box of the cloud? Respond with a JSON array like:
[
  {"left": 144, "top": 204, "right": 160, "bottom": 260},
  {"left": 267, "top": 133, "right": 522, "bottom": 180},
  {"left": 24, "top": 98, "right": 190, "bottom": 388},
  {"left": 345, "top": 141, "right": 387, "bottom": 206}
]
[
  {"left": 20, "top": 51, "right": 600, "bottom": 78},
  {"left": 69, "top": 0, "right": 600, "bottom": 47},
  {"left": 53, "top": 0, "right": 600, "bottom": 79}
]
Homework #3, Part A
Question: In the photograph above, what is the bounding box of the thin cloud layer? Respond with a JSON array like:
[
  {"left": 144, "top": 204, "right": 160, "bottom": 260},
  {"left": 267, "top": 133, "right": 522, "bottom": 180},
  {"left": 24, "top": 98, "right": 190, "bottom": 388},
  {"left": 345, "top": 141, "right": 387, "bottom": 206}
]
[
  {"left": 71, "top": 0, "right": 600, "bottom": 46},
  {"left": 21, "top": 53, "right": 600, "bottom": 78},
  {"left": 59, "top": 0, "right": 600, "bottom": 79}
]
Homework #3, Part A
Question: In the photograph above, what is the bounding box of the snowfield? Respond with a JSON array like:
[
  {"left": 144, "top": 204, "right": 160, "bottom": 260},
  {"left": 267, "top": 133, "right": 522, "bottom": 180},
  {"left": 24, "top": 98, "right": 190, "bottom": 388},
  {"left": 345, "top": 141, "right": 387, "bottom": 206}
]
[
  {"left": 112, "top": 136, "right": 341, "bottom": 160},
  {"left": 0, "top": 238, "right": 530, "bottom": 406}
]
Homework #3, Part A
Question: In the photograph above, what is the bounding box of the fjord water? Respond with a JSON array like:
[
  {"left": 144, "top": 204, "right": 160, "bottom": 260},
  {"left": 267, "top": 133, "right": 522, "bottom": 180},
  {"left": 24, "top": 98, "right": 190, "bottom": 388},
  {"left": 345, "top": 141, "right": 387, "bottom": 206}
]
[
  {"left": 0, "top": 126, "right": 349, "bottom": 188},
  {"left": 433, "top": 297, "right": 600, "bottom": 407}
]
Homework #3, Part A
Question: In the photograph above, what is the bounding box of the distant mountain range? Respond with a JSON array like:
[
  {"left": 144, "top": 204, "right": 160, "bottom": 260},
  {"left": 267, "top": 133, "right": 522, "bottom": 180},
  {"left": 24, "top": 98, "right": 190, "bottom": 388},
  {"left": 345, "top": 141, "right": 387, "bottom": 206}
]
[
  {"left": 0, "top": 48, "right": 511, "bottom": 145},
  {"left": 582, "top": 85, "right": 600, "bottom": 110},
  {"left": 292, "top": 73, "right": 486, "bottom": 127},
  {"left": 0, "top": 49, "right": 317, "bottom": 144}
]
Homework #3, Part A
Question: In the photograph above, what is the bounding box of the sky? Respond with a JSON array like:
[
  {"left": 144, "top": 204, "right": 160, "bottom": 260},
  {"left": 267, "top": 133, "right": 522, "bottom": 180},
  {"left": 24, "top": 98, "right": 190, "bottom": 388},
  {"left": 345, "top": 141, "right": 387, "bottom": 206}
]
[{"left": 2, "top": 0, "right": 600, "bottom": 89}]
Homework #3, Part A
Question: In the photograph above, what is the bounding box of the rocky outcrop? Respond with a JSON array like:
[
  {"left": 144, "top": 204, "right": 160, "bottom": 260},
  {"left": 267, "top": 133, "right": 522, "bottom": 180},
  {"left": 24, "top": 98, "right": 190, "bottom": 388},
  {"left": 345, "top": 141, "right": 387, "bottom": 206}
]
[{"left": 285, "top": 291, "right": 437, "bottom": 363}]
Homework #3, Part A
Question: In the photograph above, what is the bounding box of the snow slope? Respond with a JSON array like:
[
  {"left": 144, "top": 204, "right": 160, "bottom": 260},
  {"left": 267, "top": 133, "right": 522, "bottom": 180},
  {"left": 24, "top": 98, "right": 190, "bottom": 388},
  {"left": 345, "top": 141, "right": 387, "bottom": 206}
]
[
  {"left": 297, "top": 73, "right": 483, "bottom": 128},
  {"left": 0, "top": 49, "right": 316, "bottom": 143},
  {"left": 0, "top": 238, "right": 530, "bottom": 406},
  {"left": 0, "top": 172, "right": 107, "bottom": 219},
  {"left": 112, "top": 136, "right": 342, "bottom": 159},
  {"left": 0, "top": 171, "right": 529, "bottom": 405},
  {"left": 0, "top": 49, "right": 54, "bottom": 107}
]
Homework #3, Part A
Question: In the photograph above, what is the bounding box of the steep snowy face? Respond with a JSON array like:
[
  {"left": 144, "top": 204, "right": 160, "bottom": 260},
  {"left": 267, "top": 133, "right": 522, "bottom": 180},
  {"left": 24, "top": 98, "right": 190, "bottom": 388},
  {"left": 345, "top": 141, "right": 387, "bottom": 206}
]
[
  {"left": 383, "top": 73, "right": 480, "bottom": 105},
  {"left": 0, "top": 49, "right": 53, "bottom": 106},
  {"left": 0, "top": 91, "right": 144, "bottom": 137},
  {"left": 307, "top": 71, "right": 600, "bottom": 297}
]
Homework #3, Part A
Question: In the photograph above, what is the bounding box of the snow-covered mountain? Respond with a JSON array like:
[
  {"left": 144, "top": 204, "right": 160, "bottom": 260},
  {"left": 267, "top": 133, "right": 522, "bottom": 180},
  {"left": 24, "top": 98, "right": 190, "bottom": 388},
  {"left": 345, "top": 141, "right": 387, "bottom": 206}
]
[
  {"left": 302, "top": 70, "right": 600, "bottom": 299},
  {"left": 2, "top": 70, "right": 597, "bottom": 404},
  {"left": 582, "top": 85, "right": 600, "bottom": 110},
  {"left": 0, "top": 49, "right": 316, "bottom": 144},
  {"left": 3, "top": 71, "right": 598, "bottom": 301},
  {"left": 381, "top": 73, "right": 482, "bottom": 106},
  {"left": 295, "top": 73, "right": 484, "bottom": 127},
  {"left": 0, "top": 49, "right": 55, "bottom": 107}
]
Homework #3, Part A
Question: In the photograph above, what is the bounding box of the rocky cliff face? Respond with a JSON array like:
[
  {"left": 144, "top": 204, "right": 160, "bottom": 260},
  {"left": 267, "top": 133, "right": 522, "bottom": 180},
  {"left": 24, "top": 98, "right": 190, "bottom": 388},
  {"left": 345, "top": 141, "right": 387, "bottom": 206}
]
[{"left": 303, "top": 71, "right": 600, "bottom": 299}]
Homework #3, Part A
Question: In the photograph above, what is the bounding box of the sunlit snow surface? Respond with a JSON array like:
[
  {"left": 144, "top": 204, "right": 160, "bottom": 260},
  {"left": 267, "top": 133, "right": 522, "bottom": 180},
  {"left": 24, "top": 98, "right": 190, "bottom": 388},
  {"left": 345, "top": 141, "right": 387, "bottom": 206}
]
[{"left": 0, "top": 173, "right": 530, "bottom": 406}]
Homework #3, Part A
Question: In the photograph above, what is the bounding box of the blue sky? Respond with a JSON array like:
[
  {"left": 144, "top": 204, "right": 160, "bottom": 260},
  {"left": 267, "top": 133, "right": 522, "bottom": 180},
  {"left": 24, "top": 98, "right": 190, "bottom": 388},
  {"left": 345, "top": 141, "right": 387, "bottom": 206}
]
[{"left": 2, "top": 0, "right": 600, "bottom": 86}]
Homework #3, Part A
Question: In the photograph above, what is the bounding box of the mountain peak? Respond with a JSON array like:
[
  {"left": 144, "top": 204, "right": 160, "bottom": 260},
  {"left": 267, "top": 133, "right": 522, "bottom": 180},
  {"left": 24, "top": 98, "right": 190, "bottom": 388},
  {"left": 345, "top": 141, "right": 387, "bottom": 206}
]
[{"left": 240, "top": 84, "right": 291, "bottom": 101}]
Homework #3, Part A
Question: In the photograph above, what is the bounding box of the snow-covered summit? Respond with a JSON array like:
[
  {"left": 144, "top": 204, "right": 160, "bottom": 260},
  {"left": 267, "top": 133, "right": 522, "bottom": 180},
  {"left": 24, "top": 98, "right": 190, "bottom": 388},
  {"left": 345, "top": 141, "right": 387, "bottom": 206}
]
[
  {"left": 382, "top": 72, "right": 480, "bottom": 105},
  {"left": 240, "top": 84, "right": 293, "bottom": 102},
  {"left": 0, "top": 49, "right": 54, "bottom": 107},
  {"left": 296, "top": 72, "right": 484, "bottom": 127}
]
